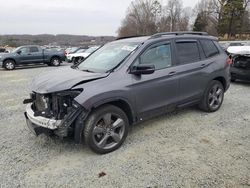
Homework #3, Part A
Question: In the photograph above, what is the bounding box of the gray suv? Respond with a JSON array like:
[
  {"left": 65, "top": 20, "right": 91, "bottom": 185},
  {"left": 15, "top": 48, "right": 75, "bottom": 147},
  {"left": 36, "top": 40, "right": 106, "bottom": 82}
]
[{"left": 24, "top": 32, "right": 231, "bottom": 154}]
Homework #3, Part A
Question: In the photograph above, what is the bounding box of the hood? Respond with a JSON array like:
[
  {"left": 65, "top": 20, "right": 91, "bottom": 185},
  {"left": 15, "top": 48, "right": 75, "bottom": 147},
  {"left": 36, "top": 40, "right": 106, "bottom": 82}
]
[
  {"left": 227, "top": 46, "right": 250, "bottom": 55},
  {"left": 0, "top": 52, "right": 16, "bottom": 58},
  {"left": 31, "top": 66, "right": 109, "bottom": 94}
]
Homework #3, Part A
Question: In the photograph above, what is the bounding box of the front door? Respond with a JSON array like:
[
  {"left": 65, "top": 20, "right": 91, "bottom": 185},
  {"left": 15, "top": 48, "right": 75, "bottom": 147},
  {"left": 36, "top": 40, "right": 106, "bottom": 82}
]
[
  {"left": 130, "top": 41, "right": 179, "bottom": 120},
  {"left": 18, "top": 47, "right": 30, "bottom": 64}
]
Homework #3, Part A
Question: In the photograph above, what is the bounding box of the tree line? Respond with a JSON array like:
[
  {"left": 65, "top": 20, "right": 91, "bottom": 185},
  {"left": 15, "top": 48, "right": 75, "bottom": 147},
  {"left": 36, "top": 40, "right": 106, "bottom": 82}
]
[{"left": 117, "top": 0, "right": 250, "bottom": 39}]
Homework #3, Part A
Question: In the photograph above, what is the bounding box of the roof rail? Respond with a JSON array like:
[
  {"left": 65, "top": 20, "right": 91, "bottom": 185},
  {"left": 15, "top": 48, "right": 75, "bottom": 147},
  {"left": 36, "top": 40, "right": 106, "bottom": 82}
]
[
  {"left": 150, "top": 31, "right": 209, "bottom": 39},
  {"left": 115, "top": 35, "right": 145, "bottom": 40}
]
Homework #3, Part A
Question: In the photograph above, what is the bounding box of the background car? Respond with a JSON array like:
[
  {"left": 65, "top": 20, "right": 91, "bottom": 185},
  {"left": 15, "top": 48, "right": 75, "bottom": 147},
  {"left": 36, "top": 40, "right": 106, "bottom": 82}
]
[{"left": 70, "top": 46, "right": 101, "bottom": 64}]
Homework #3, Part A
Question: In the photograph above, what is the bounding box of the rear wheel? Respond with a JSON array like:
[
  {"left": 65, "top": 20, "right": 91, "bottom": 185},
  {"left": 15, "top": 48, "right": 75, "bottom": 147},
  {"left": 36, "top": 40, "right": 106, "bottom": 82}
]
[
  {"left": 83, "top": 105, "right": 129, "bottom": 154},
  {"left": 4, "top": 60, "right": 15, "bottom": 70},
  {"left": 50, "top": 57, "right": 61, "bottom": 66},
  {"left": 199, "top": 80, "right": 224, "bottom": 112}
]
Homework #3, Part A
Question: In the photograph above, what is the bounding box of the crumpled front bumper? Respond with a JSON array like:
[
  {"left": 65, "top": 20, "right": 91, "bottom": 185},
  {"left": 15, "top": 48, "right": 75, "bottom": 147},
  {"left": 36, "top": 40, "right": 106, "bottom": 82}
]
[
  {"left": 24, "top": 102, "right": 84, "bottom": 137},
  {"left": 25, "top": 103, "right": 61, "bottom": 130}
]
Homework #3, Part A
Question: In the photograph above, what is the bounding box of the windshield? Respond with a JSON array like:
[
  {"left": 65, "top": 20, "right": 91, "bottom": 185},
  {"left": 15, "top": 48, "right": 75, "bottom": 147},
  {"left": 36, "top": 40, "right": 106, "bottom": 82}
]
[
  {"left": 77, "top": 42, "right": 139, "bottom": 72},
  {"left": 12, "top": 47, "right": 22, "bottom": 53},
  {"left": 76, "top": 49, "right": 86, "bottom": 53}
]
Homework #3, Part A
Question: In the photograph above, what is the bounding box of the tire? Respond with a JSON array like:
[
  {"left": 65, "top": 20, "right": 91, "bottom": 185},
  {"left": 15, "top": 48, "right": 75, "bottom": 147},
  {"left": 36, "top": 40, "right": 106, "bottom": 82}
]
[
  {"left": 73, "top": 57, "right": 78, "bottom": 65},
  {"left": 3, "top": 60, "right": 16, "bottom": 70},
  {"left": 231, "top": 77, "right": 236, "bottom": 82},
  {"left": 83, "top": 105, "right": 129, "bottom": 154},
  {"left": 50, "top": 57, "right": 61, "bottom": 66},
  {"left": 78, "top": 57, "right": 84, "bottom": 63},
  {"left": 199, "top": 80, "right": 224, "bottom": 112}
]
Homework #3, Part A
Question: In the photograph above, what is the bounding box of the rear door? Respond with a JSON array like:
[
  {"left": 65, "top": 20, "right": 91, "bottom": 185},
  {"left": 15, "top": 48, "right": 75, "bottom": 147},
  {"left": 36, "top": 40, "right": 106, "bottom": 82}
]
[
  {"left": 130, "top": 40, "right": 179, "bottom": 120},
  {"left": 173, "top": 39, "right": 210, "bottom": 104}
]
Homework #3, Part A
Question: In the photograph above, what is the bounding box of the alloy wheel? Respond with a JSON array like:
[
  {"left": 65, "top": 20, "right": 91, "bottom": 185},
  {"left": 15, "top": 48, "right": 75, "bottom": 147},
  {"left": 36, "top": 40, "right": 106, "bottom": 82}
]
[
  {"left": 92, "top": 113, "right": 125, "bottom": 150},
  {"left": 208, "top": 84, "right": 223, "bottom": 110}
]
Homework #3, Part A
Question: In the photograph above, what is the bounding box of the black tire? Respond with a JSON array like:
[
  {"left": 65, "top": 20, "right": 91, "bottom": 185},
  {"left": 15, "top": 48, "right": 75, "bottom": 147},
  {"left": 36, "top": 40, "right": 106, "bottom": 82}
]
[
  {"left": 3, "top": 60, "right": 16, "bottom": 70},
  {"left": 231, "top": 77, "right": 236, "bottom": 82},
  {"left": 83, "top": 105, "right": 129, "bottom": 154},
  {"left": 199, "top": 80, "right": 224, "bottom": 112},
  {"left": 50, "top": 57, "right": 61, "bottom": 66}
]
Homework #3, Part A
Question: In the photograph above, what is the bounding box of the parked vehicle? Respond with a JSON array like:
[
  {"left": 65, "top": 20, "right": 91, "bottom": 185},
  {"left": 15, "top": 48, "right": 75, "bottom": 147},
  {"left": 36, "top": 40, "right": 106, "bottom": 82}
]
[
  {"left": 69, "top": 46, "right": 101, "bottom": 64},
  {"left": 0, "top": 48, "right": 7, "bottom": 53},
  {"left": 227, "top": 46, "right": 250, "bottom": 82},
  {"left": 24, "top": 32, "right": 231, "bottom": 154},
  {"left": 66, "top": 48, "right": 87, "bottom": 63},
  {"left": 0, "top": 45, "right": 66, "bottom": 70}
]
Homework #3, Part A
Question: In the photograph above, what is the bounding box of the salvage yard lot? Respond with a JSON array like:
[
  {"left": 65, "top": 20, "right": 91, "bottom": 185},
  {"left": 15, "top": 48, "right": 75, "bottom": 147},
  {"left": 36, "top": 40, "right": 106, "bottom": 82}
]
[{"left": 0, "top": 64, "right": 249, "bottom": 188}]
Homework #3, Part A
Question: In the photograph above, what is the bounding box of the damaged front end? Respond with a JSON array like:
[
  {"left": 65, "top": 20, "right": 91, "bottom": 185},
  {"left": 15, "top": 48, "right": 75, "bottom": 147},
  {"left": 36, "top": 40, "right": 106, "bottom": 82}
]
[
  {"left": 24, "top": 89, "right": 84, "bottom": 137},
  {"left": 231, "top": 54, "right": 250, "bottom": 81}
]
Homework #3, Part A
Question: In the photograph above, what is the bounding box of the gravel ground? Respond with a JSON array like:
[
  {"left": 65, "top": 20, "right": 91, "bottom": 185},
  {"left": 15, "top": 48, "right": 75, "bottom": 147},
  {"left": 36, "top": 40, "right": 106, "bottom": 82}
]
[{"left": 0, "top": 64, "right": 249, "bottom": 188}]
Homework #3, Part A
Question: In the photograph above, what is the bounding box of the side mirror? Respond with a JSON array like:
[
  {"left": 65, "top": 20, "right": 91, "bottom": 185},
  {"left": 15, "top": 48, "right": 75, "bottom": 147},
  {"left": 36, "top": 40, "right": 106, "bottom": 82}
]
[
  {"left": 130, "top": 64, "right": 155, "bottom": 75},
  {"left": 17, "top": 51, "right": 21, "bottom": 54}
]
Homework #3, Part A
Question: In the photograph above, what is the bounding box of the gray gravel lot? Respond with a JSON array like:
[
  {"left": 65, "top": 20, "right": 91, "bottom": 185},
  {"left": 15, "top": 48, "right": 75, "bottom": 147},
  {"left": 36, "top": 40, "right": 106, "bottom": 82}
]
[{"left": 0, "top": 63, "right": 250, "bottom": 188}]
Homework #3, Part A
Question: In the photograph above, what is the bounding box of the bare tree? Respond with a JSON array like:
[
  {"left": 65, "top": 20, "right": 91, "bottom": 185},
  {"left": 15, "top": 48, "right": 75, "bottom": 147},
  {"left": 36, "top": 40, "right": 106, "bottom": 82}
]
[
  {"left": 165, "top": 0, "right": 183, "bottom": 31},
  {"left": 118, "top": 0, "right": 191, "bottom": 37},
  {"left": 117, "top": 0, "right": 160, "bottom": 37}
]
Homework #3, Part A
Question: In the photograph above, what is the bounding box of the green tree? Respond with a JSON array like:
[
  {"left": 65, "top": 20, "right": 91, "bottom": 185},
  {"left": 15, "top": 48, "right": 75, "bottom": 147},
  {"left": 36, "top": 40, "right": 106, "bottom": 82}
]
[
  {"left": 218, "top": 0, "right": 246, "bottom": 38},
  {"left": 193, "top": 11, "right": 208, "bottom": 31}
]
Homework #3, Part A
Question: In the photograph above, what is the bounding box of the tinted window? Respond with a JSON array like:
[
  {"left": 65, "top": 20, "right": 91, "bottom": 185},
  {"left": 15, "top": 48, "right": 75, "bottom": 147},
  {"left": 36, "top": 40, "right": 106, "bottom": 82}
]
[
  {"left": 137, "top": 43, "right": 172, "bottom": 70},
  {"left": 200, "top": 39, "right": 219, "bottom": 58},
  {"left": 176, "top": 41, "right": 200, "bottom": 64},
  {"left": 30, "top": 47, "right": 39, "bottom": 53}
]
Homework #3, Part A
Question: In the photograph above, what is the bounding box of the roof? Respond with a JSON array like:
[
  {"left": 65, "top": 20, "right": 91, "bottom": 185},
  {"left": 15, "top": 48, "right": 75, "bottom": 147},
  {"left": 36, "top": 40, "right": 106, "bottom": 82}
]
[{"left": 114, "top": 32, "right": 217, "bottom": 44}]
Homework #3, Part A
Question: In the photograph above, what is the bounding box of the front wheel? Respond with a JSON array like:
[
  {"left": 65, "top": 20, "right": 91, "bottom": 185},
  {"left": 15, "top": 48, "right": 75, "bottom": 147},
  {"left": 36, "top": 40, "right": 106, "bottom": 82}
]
[
  {"left": 199, "top": 80, "right": 224, "bottom": 112},
  {"left": 50, "top": 57, "right": 61, "bottom": 66},
  {"left": 83, "top": 105, "right": 129, "bottom": 154},
  {"left": 3, "top": 60, "right": 16, "bottom": 70}
]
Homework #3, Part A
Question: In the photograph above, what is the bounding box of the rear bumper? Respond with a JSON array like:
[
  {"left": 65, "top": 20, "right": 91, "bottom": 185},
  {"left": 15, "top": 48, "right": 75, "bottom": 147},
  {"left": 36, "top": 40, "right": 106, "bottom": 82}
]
[{"left": 0, "top": 61, "right": 3, "bottom": 67}]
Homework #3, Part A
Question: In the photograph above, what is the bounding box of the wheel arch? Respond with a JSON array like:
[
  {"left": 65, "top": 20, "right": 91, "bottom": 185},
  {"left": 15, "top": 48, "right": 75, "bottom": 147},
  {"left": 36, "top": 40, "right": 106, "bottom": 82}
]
[
  {"left": 212, "top": 76, "right": 227, "bottom": 90},
  {"left": 74, "top": 98, "right": 135, "bottom": 144},
  {"left": 3, "top": 58, "right": 16, "bottom": 66},
  {"left": 50, "top": 55, "right": 61, "bottom": 62},
  {"left": 92, "top": 99, "right": 135, "bottom": 125}
]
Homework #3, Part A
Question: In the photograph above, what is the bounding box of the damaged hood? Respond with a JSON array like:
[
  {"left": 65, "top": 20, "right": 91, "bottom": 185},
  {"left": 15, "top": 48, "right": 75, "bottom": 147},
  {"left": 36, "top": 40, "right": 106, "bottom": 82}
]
[
  {"left": 31, "top": 66, "right": 109, "bottom": 94},
  {"left": 227, "top": 46, "right": 250, "bottom": 55}
]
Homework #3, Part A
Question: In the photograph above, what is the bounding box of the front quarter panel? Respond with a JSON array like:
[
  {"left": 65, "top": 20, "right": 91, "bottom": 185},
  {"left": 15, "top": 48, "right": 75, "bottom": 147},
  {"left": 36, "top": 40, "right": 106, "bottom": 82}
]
[{"left": 73, "top": 71, "right": 135, "bottom": 112}]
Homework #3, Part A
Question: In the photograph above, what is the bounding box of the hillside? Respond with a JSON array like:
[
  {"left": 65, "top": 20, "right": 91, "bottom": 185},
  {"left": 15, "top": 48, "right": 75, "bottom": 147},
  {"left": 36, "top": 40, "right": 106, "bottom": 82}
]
[{"left": 0, "top": 34, "right": 116, "bottom": 47}]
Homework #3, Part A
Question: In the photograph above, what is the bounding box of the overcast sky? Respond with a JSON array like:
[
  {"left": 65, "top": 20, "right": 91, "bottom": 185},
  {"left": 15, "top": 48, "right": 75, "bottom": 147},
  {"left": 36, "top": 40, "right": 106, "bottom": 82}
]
[{"left": 0, "top": 0, "right": 199, "bottom": 36}]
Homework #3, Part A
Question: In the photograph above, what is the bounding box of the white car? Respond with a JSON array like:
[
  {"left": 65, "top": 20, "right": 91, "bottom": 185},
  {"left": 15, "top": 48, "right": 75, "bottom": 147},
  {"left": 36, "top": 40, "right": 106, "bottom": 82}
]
[
  {"left": 66, "top": 49, "right": 86, "bottom": 62},
  {"left": 67, "top": 46, "right": 101, "bottom": 64}
]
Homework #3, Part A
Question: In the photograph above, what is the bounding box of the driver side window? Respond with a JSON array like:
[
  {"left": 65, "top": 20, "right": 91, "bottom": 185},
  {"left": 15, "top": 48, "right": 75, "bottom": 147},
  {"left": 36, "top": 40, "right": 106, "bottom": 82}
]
[
  {"left": 20, "top": 48, "right": 29, "bottom": 54},
  {"left": 135, "top": 43, "right": 172, "bottom": 70}
]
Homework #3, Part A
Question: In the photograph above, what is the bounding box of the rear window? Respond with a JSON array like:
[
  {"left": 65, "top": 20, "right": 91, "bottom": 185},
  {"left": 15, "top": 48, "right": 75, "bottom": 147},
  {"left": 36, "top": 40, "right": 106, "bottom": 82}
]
[
  {"left": 176, "top": 41, "right": 200, "bottom": 64},
  {"left": 200, "top": 39, "right": 219, "bottom": 58}
]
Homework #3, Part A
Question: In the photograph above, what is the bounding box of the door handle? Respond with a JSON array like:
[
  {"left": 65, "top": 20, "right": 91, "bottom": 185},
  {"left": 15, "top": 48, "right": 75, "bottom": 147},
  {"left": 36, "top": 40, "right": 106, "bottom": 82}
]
[
  {"left": 200, "top": 64, "right": 206, "bottom": 67},
  {"left": 168, "top": 71, "right": 176, "bottom": 76},
  {"left": 27, "top": 53, "right": 32, "bottom": 55}
]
